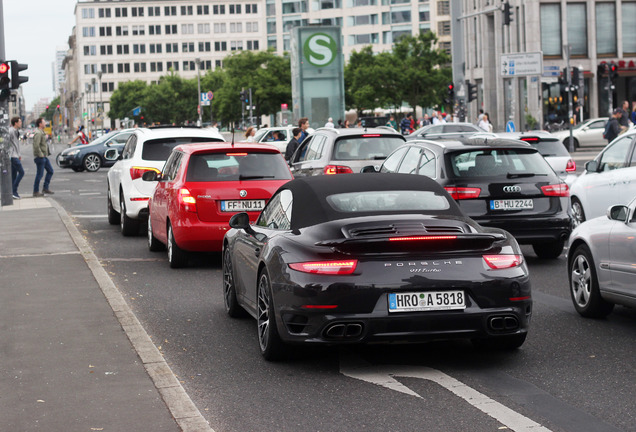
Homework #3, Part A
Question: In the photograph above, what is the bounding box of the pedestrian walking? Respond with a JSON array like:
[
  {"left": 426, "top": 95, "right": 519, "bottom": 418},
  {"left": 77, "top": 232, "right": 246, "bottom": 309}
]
[
  {"left": 8, "top": 117, "right": 24, "bottom": 199},
  {"left": 619, "top": 100, "right": 630, "bottom": 129},
  {"left": 603, "top": 109, "right": 622, "bottom": 144},
  {"left": 245, "top": 126, "right": 256, "bottom": 142},
  {"left": 69, "top": 125, "right": 89, "bottom": 145},
  {"left": 32, "top": 117, "right": 54, "bottom": 197},
  {"left": 298, "top": 117, "right": 310, "bottom": 143},
  {"left": 631, "top": 101, "right": 636, "bottom": 125},
  {"left": 324, "top": 117, "right": 335, "bottom": 128},
  {"left": 285, "top": 127, "right": 302, "bottom": 163},
  {"left": 400, "top": 114, "right": 413, "bottom": 135},
  {"left": 386, "top": 115, "right": 397, "bottom": 131}
]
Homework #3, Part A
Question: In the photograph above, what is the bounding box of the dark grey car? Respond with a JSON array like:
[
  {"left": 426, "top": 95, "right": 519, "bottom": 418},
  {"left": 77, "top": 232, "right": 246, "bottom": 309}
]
[{"left": 289, "top": 127, "right": 406, "bottom": 177}]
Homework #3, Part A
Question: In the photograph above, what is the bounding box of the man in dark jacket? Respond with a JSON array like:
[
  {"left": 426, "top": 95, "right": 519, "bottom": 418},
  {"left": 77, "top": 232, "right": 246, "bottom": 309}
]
[
  {"left": 604, "top": 109, "right": 622, "bottom": 144},
  {"left": 285, "top": 127, "right": 303, "bottom": 163}
]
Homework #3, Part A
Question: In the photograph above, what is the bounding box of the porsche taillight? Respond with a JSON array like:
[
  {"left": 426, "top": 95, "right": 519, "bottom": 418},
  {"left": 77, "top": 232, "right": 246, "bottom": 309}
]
[
  {"left": 289, "top": 260, "right": 358, "bottom": 274},
  {"left": 483, "top": 254, "right": 523, "bottom": 269},
  {"left": 565, "top": 159, "right": 576, "bottom": 172},
  {"left": 389, "top": 235, "right": 457, "bottom": 241},
  {"left": 178, "top": 188, "right": 197, "bottom": 213},
  {"left": 130, "top": 166, "right": 160, "bottom": 181},
  {"left": 444, "top": 187, "right": 481, "bottom": 200},
  {"left": 541, "top": 183, "right": 569, "bottom": 197},
  {"left": 324, "top": 165, "right": 354, "bottom": 175}
]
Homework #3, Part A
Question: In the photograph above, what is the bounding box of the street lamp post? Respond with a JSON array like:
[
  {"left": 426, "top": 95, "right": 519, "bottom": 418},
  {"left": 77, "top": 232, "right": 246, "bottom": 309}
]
[
  {"left": 97, "top": 71, "right": 103, "bottom": 130},
  {"left": 91, "top": 77, "right": 96, "bottom": 138},
  {"left": 195, "top": 58, "right": 202, "bottom": 126}
]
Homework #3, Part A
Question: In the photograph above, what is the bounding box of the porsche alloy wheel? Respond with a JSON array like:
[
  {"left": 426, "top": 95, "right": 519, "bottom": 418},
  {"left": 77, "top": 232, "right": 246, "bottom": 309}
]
[
  {"left": 167, "top": 223, "right": 188, "bottom": 268},
  {"left": 223, "top": 247, "right": 246, "bottom": 317},
  {"left": 83, "top": 153, "right": 102, "bottom": 172},
  {"left": 569, "top": 245, "right": 614, "bottom": 318},
  {"left": 257, "top": 270, "right": 286, "bottom": 361}
]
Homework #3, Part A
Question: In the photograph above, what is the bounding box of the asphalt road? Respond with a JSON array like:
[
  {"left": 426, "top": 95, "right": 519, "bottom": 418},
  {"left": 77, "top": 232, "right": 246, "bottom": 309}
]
[{"left": 25, "top": 145, "right": 636, "bottom": 432}]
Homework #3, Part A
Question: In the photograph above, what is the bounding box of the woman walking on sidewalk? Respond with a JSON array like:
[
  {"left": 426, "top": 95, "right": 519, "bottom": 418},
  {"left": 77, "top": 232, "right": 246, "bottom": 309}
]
[{"left": 32, "top": 118, "right": 54, "bottom": 197}]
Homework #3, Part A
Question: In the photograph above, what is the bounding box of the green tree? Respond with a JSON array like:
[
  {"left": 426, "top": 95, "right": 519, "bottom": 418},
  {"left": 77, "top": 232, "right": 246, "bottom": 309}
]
[
  {"left": 143, "top": 73, "right": 198, "bottom": 124},
  {"left": 108, "top": 80, "right": 148, "bottom": 125},
  {"left": 41, "top": 97, "right": 61, "bottom": 121},
  {"left": 345, "top": 46, "right": 382, "bottom": 115}
]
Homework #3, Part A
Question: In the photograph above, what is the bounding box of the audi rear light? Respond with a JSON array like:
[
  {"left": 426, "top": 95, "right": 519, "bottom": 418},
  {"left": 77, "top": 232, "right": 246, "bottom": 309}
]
[
  {"left": 389, "top": 235, "right": 457, "bottom": 241},
  {"left": 541, "top": 183, "right": 569, "bottom": 197},
  {"left": 130, "top": 166, "right": 160, "bottom": 181},
  {"left": 289, "top": 260, "right": 358, "bottom": 275},
  {"left": 565, "top": 159, "right": 576, "bottom": 172},
  {"left": 444, "top": 187, "right": 481, "bottom": 200},
  {"left": 178, "top": 188, "right": 197, "bottom": 213},
  {"left": 324, "top": 165, "right": 354, "bottom": 175},
  {"left": 483, "top": 255, "right": 523, "bottom": 269}
]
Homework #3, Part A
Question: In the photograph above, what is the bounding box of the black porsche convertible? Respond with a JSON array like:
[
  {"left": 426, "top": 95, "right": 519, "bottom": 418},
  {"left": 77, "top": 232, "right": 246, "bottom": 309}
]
[{"left": 222, "top": 173, "right": 532, "bottom": 360}]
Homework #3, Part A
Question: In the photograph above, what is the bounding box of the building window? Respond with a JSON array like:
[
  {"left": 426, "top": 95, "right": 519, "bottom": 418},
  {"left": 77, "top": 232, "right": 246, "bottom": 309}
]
[
  {"left": 215, "top": 41, "right": 228, "bottom": 51},
  {"left": 246, "top": 3, "right": 258, "bottom": 13},
  {"left": 198, "top": 23, "right": 210, "bottom": 33},
  {"left": 165, "top": 6, "right": 177, "bottom": 16},
  {"left": 99, "top": 26, "right": 112, "bottom": 37},
  {"left": 132, "top": 25, "right": 145, "bottom": 36},
  {"left": 437, "top": 20, "right": 450, "bottom": 36},
  {"left": 83, "top": 45, "right": 96, "bottom": 56},
  {"left": 199, "top": 41, "right": 211, "bottom": 51},
  {"left": 215, "top": 60, "right": 222, "bottom": 68},
  {"left": 282, "top": 2, "right": 306, "bottom": 14},
  {"left": 133, "top": 44, "right": 146, "bottom": 54},
  {"left": 566, "top": 3, "right": 587, "bottom": 57},
  {"left": 116, "top": 26, "right": 129, "bottom": 36},
  {"left": 166, "top": 43, "right": 178, "bottom": 53},
  {"left": 81, "top": 8, "right": 95, "bottom": 19},
  {"left": 540, "top": 4, "right": 561, "bottom": 57},
  {"left": 99, "top": 45, "right": 113, "bottom": 55},
  {"left": 84, "top": 64, "right": 98, "bottom": 74},
  {"left": 148, "top": 6, "right": 161, "bottom": 16},
  {"left": 183, "top": 61, "right": 195, "bottom": 71},
  {"left": 268, "top": 36, "right": 277, "bottom": 50},
  {"left": 115, "top": 7, "right": 127, "bottom": 17},
  {"left": 348, "top": 14, "right": 378, "bottom": 25},
  {"left": 117, "top": 63, "right": 131, "bottom": 73},
  {"left": 267, "top": 18, "right": 277, "bottom": 34},
  {"left": 231, "top": 40, "right": 244, "bottom": 51},
  {"left": 348, "top": 33, "right": 379, "bottom": 45},
  {"left": 150, "top": 62, "right": 164, "bottom": 72},
  {"left": 419, "top": 5, "right": 430, "bottom": 21},
  {"left": 181, "top": 5, "right": 194, "bottom": 15},
  {"left": 101, "top": 63, "right": 114, "bottom": 74},
  {"left": 149, "top": 43, "right": 163, "bottom": 54},
  {"left": 102, "top": 82, "right": 115, "bottom": 92},
  {"left": 213, "top": 4, "right": 226, "bottom": 14},
  {"left": 98, "top": 8, "right": 111, "bottom": 18},
  {"left": 351, "top": 0, "right": 377, "bottom": 6},
  {"left": 82, "top": 27, "right": 96, "bottom": 37},
  {"left": 230, "top": 4, "right": 243, "bottom": 14},
  {"left": 182, "top": 42, "right": 195, "bottom": 52},
  {"left": 131, "top": 7, "right": 144, "bottom": 17},
  {"left": 267, "top": 2, "right": 276, "bottom": 15},
  {"left": 246, "top": 22, "right": 259, "bottom": 32},
  {"left": 134, "top": 62, "right": 147, "bottom": 73},
  {"left": 197, "top": 5, "right": 210, "bottom": 14},
  {"left": 149, "top": 25, "right": 161, "bottom": 35},
  {"left": 247, "top": 40, "right": 260, "bottom": 50},
  {"left": 116, "top": 45, "right": 130, "bottom": 55},
  {"left": 437, "top": 0, "right": 449, "bottom": 15},
  {"left": 439, "top": 41, "right": 451, "bottom": 55},
  {"left": 230, "top": 22, "right": 243, "bottom": 33},
  {"left": 214, "top": 23, "right": 227, "bottom": 33},
  {"left": 165, "top": 25, "right": 178, "bottom": 34},
  {"left": 167, "top": 61, "right": 180, "bottom": 71},
  {"left": 181, "top": 24, "right": 194, "bottom": 34},
  {"left": 596, "top": 3, "right": 616, "bottom": 56},
  {"left": 623, "top": 3, "right": 636, "bottom": 55}
]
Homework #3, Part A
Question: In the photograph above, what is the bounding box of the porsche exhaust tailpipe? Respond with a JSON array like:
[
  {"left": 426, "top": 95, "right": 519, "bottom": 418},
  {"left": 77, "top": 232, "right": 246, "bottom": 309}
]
[
  {"left": 324, "top": 322, "right": 364, "bottom": 339},
  {"left": 488, "top": 315, "right": 519, "bottom": 331}
]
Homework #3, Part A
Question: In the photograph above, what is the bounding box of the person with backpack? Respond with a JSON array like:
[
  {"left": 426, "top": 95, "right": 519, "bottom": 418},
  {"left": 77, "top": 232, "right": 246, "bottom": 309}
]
[
  {"left": 604, "top": 109, "right": 622, "bottom": 144},
  {"left": 69, "top": 125, "right": 89, "bottom": 146}
]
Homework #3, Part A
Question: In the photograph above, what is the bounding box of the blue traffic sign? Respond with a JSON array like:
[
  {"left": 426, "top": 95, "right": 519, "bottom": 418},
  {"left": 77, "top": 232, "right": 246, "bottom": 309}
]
[{"left": 506, "top": 121, "right": 515, "bottom": 132}]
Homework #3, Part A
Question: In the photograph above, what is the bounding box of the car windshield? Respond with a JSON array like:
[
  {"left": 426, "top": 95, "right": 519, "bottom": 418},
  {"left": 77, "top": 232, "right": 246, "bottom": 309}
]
[
  {"left": 186, "top": 152, "right": 292, "bottom": 182},
  {"left": 326, "top": 190, "right": 451, "bottom": 212},
  {"left": 333, "top": 136, "right": 405, "bottom": 160},
  {"left": 449, "top": 148, "right": 554, "bottom": 178},
  {"left": 142, "top": 137, "right": 220, "bottom": 161}
]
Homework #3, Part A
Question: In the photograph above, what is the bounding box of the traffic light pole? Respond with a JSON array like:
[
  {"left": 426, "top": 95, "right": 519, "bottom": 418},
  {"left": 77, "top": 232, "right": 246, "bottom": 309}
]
[
  {"left": 564, "top": 45, "right": 575, "bottom": 154},
  {"left": 0, "top": 0, "right": 13, "bottom": 207}
]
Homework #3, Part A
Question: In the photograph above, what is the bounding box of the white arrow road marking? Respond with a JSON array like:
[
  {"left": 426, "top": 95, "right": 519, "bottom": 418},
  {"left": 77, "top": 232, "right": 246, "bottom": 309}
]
[{"left": 340, "top": 353, "right": 552, "bottom": 432}]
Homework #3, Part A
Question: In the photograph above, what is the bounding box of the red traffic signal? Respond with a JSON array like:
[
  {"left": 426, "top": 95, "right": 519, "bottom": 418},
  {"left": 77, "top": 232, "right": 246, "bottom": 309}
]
[
  {"left": 448, "top": 84, "right": 454, "bottom": 91},
  {"left": 0, "top": 62, "right": 9, "bottom": 74},
  {"left": 0, "top": 61, "right": 10, "bottom": 91}
]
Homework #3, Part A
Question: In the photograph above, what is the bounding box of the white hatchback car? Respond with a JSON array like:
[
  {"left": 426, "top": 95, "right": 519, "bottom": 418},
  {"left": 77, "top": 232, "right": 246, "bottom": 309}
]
[
  {"left": 569, "top": 129, "right": 636, "bottom": 226},
  {"left": 106, "top": 126, "right": 224, "bottom": 236}
]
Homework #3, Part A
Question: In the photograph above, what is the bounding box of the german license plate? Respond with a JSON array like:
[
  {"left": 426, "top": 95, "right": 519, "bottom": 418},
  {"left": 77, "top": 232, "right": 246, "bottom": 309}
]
[
  {"left": 490, "top": 199, "right": 533, "bottom": 210},
  {"left": 388, "top": 290, "right": 466, "bottom": 313},
  {"left": 221, "top": 200, "right": 265, "bottom": 212}
]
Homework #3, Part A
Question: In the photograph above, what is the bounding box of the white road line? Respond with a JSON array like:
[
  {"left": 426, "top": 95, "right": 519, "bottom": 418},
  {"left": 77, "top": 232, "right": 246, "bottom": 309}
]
[{"left": 340, "top": 354, "right": 552, "bottom": 432}]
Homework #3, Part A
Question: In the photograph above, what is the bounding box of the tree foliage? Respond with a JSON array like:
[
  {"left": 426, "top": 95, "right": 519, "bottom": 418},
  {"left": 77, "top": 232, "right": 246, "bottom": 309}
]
[
  {"left": 41, "top": 97, "right": 61, "bottom": 121},
  {"left": 108, "top": 80, "right": 148, "bottom": 124}
]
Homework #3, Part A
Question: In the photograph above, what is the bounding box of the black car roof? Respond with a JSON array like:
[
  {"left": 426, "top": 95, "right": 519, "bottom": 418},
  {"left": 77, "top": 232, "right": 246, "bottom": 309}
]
[{"left": 280, "top": 173, "right": 464, "bottom": 230}]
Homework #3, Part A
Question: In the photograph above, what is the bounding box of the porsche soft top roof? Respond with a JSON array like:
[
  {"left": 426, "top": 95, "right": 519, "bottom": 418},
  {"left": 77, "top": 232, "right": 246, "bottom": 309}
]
[{"left": 280, "top": 173, "right": 464, "bottom": 229}]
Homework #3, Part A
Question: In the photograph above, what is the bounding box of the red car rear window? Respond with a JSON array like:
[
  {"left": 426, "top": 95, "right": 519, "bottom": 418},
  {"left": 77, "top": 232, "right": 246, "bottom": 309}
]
[{"left": 186, "top": 152, "right": 292, "bottom": 182}]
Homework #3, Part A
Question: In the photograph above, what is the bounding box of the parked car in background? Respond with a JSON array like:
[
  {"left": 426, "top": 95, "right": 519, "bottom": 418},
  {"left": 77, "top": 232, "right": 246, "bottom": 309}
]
[
  {"left": 56, "top": 129, "right": 134, "bottom": 172},
  {"left": 567, "top": 197, "right": 636, "bottom": 318},
  {"left": 106, "top": 126, "right": 224, "bottom": 236},
  {"left": 366, "top": 137, "right": 572, "bottom": 258},
  {"left": 289, "top": 127, "right": 406, "bottom": 176},
  {"left": 568, "top": 129, "right": 636, "bottom": 226},
  {"left": 223, "top": 173, "right": 531, "bottom": 360},
  {"left": 145, "top": 142, "right": 292, "bottom": 268},
  {"left": 405, "top": 123, "right": 482, "bottom": 141},
  {"left": 552, "top": 117, "right": 608, "bottom": 149},
  {"left": 474, "top": 131, "right": 577, "bottom": 186},
  {"left": 253, "top": 126, "right": 315, "bottom": 153}
]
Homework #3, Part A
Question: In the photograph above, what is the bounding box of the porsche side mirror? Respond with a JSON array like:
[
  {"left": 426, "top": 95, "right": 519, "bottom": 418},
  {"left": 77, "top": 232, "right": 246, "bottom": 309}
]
[
  {"left": 607, "top": 205, "right": 629, "bottom": 222},
  {"left": 142, "top": 171, "right": 160, "bottom": 181},
  {"left": 361, "top": 165, "right": 379, "bottom": 173},
  {"left": 229, "top": 212, "right": 256, "bottom": 235},
  {"left": 585, "top": 160, "right": 598, "bottom": 172}
]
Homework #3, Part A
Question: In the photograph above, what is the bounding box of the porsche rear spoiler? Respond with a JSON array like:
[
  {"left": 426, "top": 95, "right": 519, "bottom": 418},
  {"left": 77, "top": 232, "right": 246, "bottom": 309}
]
[{"left": 315, "top": 233, "right": 506, "bottom": 254}]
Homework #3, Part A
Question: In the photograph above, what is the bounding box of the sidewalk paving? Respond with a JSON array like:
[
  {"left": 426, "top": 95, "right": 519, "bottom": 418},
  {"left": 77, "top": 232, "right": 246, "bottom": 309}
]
[{"left": 0, "top": 197, "right": 212, "bottom": 431}]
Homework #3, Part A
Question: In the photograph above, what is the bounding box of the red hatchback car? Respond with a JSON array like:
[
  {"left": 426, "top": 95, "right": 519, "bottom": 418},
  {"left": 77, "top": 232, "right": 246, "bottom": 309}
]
[{"left": 145, "top": 142, "right": 292, "bottom": 267}]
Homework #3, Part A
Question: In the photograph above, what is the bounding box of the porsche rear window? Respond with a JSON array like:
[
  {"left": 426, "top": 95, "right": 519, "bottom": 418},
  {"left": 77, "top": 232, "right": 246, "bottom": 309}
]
[
  {"left": 449, "top": 149, "right": 554, "bottom": 178},
  {"left": 326, "top": 190, "right": 451, "bottom": 213},
  {"left": 141, "top": 137, "right": 219, "bottom": 161},
  {"left": 186, "top": 152, "right": 292, "bottom": 182}
]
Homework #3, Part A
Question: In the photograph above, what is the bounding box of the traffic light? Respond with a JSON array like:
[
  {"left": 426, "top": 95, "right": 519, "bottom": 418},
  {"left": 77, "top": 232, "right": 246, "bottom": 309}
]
[
  {"left": 609, "top": 63, "right": 619, "bottom": 81},
  {"left": 9, "top": 61, "right": 28, "bottom": 89},
  {"left": 466, "top": 81, "right": 478, "bottom": 102},
  {"left": 239, "top": 90, "right": 248, "bottom": 103},
  {"left": 0, "top": 61, "right": 10, "bottom": 100},
  {"left": 597, "top": 63, "right": 608, "bottom": 77},
  {"left": 447, "top": 83, "right": 454, "bottom": 101},
  {"left": 502, "top": 1, "right": 513, "bottom": 25},
  {"left": 572, "top": 67, "right": 580, "bottom": 85}
]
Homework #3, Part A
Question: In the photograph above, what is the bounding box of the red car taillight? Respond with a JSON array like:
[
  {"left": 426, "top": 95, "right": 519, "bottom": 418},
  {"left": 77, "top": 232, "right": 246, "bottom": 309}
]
[
  {"left": 130, "top": 166, "right": 160, "bottom": 181},
  {"left": 483, "top": 255, "right": 523, "bottom": 269},
  {"left": 324, "top": 165, "right": 354, "bottom": 175},
  {"left": 178, "top": 188, "right": 197, "bottom": 213},
  {"left": 444, "top": 187, "right": 481, "bottom": 200},
  {"left": 541, "top": 183, "right": 569, "bottom": 197},
  {"left": 389, "top": 235, "right": 457, "bottom": 241},
  {"left": 565, "top": 159, "right": 576, "bottom": 172},
  {"left": 289, "top": 260, "right": 358, "bottom": 274}
]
